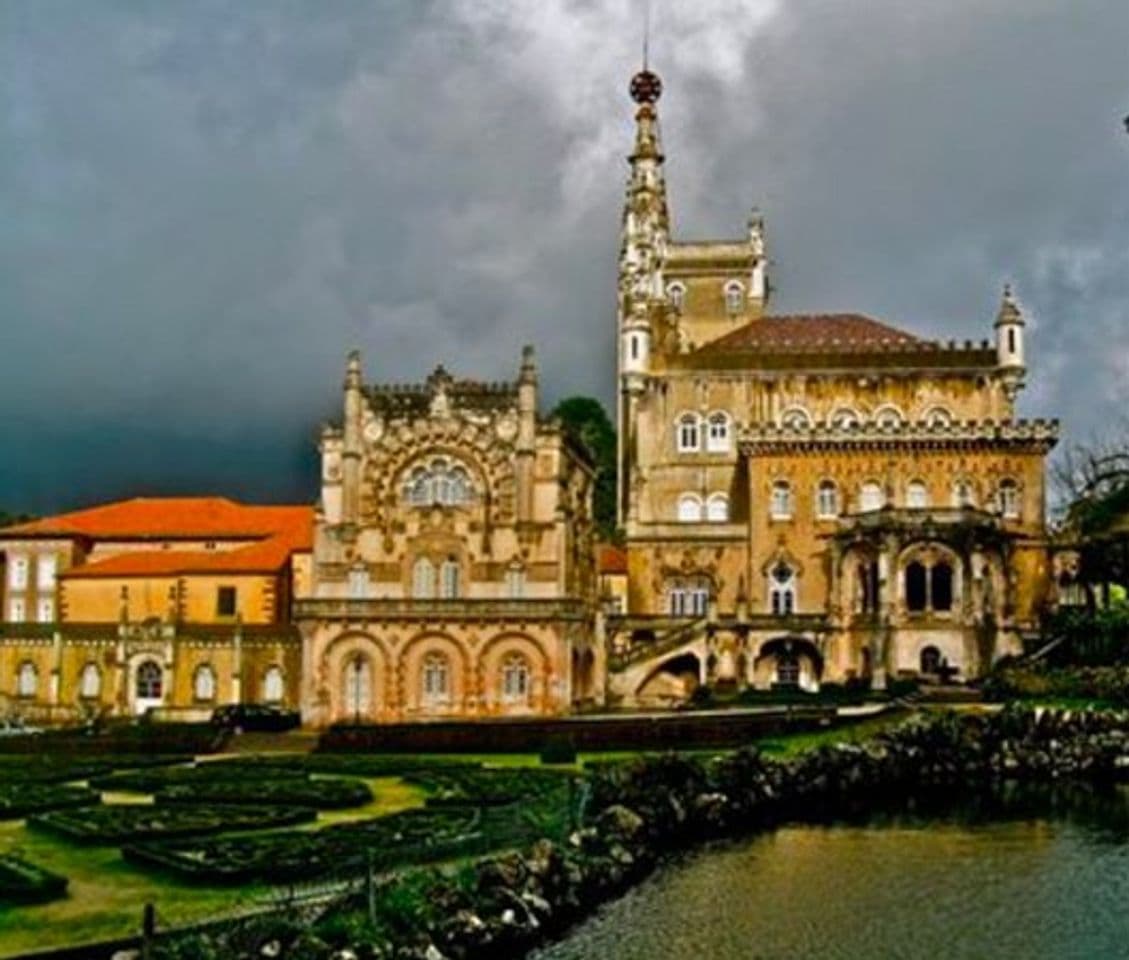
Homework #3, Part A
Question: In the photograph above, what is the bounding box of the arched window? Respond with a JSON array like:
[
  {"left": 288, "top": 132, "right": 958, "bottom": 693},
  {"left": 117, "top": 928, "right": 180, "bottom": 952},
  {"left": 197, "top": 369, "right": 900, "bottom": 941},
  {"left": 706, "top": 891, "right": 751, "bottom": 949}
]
[
  {"left": 439, "top": 558, "right": 460, "bottom": 598},
  {"left": 831, "top": 408, "right": 860, "bottom": 430},
  {"left": 920, "top": 646, "right": 942, "bottom": 674},
  {"left": 678, "top": 493, "right": 703, "bottom": 523},
  {"left": 780, "top": 407, "right": 812, "bottom": 431},
  {"left": 17, "top": 661, "right": 37, "bottom": 698},
  {"left": 676, "top": 413, "right": 702, "bottom": 452},
  {"left": 402, "top": 458, "right": 474, "bottom": 507},
  {"left": 952, "top": 479, "right": 976, "bottom": 508},
  {"left": 769, "top": 562, "right": 797, "bottom": 616},
  {"left": 724, "top": 281, "right": 745, "bottom": 314},
  {"left": 422, "top": 653, "right": 450, "bottom": 705},
  {"left": 770, "top": 480, "right": 793, "bottom": 520},
  {"left": 667, "top": 576, "right": 710, "bottom": 617},
  {"left": 905, "top": 562, "right": 928, "bottom": 613},
  {"left": 412, "top": 558, "right": 436, "bottom": 598},
  {"left": 193, "top": 665, "right": 216, "bottom": 702},
  {"left": 816, "top": 480, "right": 839, "bottom": 519},
  {"left": 931, "top": 562, "right": 954, "bottom": 612},
  {"left": 706, "top": 493, "right": 729, "bottom": 522},
  {"left": 262, "top": 666, "right": 284, "bottom": 703},
  {"left": 874, "top": 406, "right": 904, "bottom": 430},
  {"left": 859, "top": 481, "right": 885, "bottom": 512},
  {"left": 998, "top": 479, "right": 1020, "bottom": 519},
  {"left": 136, "top": 660, "right": 162, "bottom": 700},
  {"left": 924, "top": 406, "right": 953, "bottom": 428},
  {"left": 344, "top": 656, "right": 372, "bottom": 718},
  {"left": 666, "top": 282, "right": 686, "bottom": 311},
  {"left": 706, "top": 412, "right": 731, "bottom": 452},
  {"left": 501, "top": 654, "right": 530, "bottom": 704},
  {"left": 906, "top": 480, "right": 929, "bottom": 509},
  {"left": 80, "top": 663, "right": 101, "bottom": 700}
]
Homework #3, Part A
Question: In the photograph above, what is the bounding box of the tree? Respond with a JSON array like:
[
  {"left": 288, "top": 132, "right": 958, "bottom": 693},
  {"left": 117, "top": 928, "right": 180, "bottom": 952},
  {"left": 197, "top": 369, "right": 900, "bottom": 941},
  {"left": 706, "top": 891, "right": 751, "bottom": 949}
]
[{"left": 551, "top": 396, "right": 618, "bottom": 540}]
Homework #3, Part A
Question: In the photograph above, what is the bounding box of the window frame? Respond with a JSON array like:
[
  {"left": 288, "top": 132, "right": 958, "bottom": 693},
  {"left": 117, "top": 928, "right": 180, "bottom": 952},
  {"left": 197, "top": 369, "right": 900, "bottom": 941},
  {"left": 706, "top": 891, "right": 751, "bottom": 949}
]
[
  {"left": 859, "top": 481, "right": 885, "bottom": 513},
  {"left": 677, "top": 493, "right": 704, "bottom": 523},
  {"left": 215, "top": 586, "right": 237, "bottom": 618},
  {"left": 262, "top": 665, "right": 284, "bottom": 704},
  {"left": 906, "top": 479, "right": 929, "bottom": 509},
  {"left": 816, "top": 480, "right": 839, "bottom": 519},
  {"left": 998, "top": 478, "right": 1021, "bottom": 519},
  {"left": 706, "top": 493, "right": 729, "bottom": 523},
  {"left": 193, "top": 664, "right": 216, "bottom": 702},
  {"left": 723, "top": 280, "right": 745, "bottom": 315},
  {"left": 770, "top": 480, "right": 794, "bottom": 521},
  {"left": 676, "top": 413, "right": 702, "bottom": 453},
  {"left": 80, "top": 662, "right": 101, "bottom": 700},
  {"left": 16, "top": 661, "right": 37, "bottom": 699},
  {"left": 705, "top": 412, "right": 731, "bottom": 453}
]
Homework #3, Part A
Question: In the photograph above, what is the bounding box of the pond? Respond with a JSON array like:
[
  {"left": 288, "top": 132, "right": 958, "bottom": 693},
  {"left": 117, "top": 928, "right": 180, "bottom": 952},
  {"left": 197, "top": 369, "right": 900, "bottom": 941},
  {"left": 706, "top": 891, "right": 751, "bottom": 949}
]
[{"left": 533, "top": 785, "right": 1129, "bottom": 960}]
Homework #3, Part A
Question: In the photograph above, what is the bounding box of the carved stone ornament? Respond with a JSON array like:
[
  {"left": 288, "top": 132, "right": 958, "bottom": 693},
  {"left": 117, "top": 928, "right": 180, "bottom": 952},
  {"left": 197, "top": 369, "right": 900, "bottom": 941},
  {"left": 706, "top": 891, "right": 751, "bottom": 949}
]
[
  {"left": 496, "top": 414, "right": 518, "bottom": 442},
  {"left": 363, "top": 417, "right": 383, "bottom": 443}
]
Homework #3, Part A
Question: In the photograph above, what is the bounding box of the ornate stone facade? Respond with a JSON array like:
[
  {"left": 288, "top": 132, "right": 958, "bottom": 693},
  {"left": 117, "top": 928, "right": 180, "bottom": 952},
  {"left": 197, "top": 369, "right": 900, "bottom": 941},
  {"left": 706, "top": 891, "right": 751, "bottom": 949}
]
[
  {"left": 295, "top": 347, "right": 600, "bottom": 726},
  {"left": 610, "top": 70, "right": 1058, "bottom": 705}
]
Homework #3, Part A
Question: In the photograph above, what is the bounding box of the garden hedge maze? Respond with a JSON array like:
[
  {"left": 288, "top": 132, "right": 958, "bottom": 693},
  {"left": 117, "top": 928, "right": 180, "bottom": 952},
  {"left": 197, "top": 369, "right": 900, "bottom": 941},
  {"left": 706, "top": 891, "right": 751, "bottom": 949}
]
[
  {"left": 0, "top": 854, "right": 69, "bottom": 905},
  {"left": 0, "top": 783, "right": 101, "bottom": 820},
  {"left": 29, "top": 803, "right": 317, "bottom": 843}
]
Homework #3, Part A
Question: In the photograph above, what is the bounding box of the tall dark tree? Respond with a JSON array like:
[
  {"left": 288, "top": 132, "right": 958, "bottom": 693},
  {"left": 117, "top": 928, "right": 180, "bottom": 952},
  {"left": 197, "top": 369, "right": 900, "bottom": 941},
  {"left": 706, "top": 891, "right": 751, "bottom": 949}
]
[{"left": 551, "top": 396, "right": 618, "bottom": 540}]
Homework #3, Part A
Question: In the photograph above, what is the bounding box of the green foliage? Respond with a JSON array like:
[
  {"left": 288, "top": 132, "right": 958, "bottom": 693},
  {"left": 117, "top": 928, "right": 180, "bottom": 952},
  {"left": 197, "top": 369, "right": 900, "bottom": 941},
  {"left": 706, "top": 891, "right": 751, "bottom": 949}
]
[
  {"left": 984, "top": 664, "right": 1129, "bottom": 706},
  {"left": 539, "top": 737, "right": 578, "bottom": 765},
  {"left": 1044, "top": 605, "right": 1129, "bottom": 665},
  {"left": 29, "top": 802, "right": 315, "bottom": 843},
  {"left": 0, "top": 783, "right": 100, "bottom": 819},
  {"left": 0, "top": 855, "right": 68, "bottom": 905},
  {"left": 551, "top": 395, "right": 618, "bottom": 539},
  {"left": 157, "top": 777, "right": 373, "bottom": 810}
]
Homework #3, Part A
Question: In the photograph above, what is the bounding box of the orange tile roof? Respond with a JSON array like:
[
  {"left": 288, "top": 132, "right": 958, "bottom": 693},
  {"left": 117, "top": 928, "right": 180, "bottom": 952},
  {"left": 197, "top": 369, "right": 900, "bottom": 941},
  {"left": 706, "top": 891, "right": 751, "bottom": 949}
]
[
  {"left": 696, "top": 313, "right": 921, "bottom": 354},
  {"left": 598, "top": 543, "right": 628, "bottom": 575},
  {"left": 0, "top": 497, "right": 309, "bottom": 541}
]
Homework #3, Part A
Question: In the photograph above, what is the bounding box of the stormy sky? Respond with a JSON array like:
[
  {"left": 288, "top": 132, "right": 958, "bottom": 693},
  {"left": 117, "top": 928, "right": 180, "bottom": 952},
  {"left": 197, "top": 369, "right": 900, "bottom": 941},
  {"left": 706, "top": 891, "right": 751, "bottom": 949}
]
[{"left": 3, "top": 0, "right": 1127, "bottom": 513}]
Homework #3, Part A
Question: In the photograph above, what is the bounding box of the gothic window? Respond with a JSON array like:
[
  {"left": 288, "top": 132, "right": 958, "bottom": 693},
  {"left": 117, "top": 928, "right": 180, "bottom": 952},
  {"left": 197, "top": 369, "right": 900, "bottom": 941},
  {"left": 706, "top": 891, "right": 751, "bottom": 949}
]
[
  {"left": 770, "top": 480, "right": 793, "bottom": 520},
  {"left": 780, "top": 407, "right": 812, "bottom": 431},
  {"left": 347, "top": 566, "right": 371, "bottom": 599},
  {"left": 906, "top": 480, "right": 929, "bottom": 509},
  {"left": 769, "top": 562, "right": 797, "bottom": 616},
  {"left": 906, "top": 562, "right": 928, "bottom": 612},
  {"left": 16, "top": 661, "right": 36, "bottom": 698},
  {"left": 439, "top": 558, "right": 461, "bottom": 598},
  {"left": 263, "top": 666, "right": 284, "bottom": 703},
  {"left": 706, "top": 412, "right": 731, "bottom": 452},
  {"left": 924, "top": 406, "right": 953, "bottom": 428},
  {"left": 831, "top": 408, "right": 860, "bottom": 430},
  {"left": 859, "top": 481, "right": 885, "bottom": 512},
  {"left": 505, "top": 566, "right": 526, "bottom": 598},
  {"left": 874, "top": 405, "right": 904, "bottom": 430},
  {"left": 501, "top": 654, "right": 531, "bottom": 703},
  {"left": 422, "top": 653, "right": 450, "bottom": 704},
  {"left": 666, "top": 282, "right": 686, "bottom": 311},
  {"left": 678, "top": 493, "right": 704, "bottom": 523},
  {"left": 816, "top": 480, "right": 839, "bottom": 519},
  {"left": 344, "top": 656, "right": 372, "bottom": 718},
  {"left": 920, "top": 645, "right": 942, "bottom": 674},
  {"left": 412, "top": 558, "right": 436, "bottom": 598},
  {"left": 402, "top": 458, "right": 474, "bottom": 507},
  {"left": 952, "top": 478, "right": 976, "bottom": 508},
  {"left": 7, "top": 555, "right": 27, "bottom": 590},
  {"left": 80, "top": 663, "right": 101, "bottom": 700},
  {"left": 193, "top": 664, "right": 216, "bottom": 702},
  {"left": 724, "top": 281, "right": 745, "bottom": 315},
  {"left": 676, "top": 413, "right": 702, "bottom": 452},
  {"left": 667, "top": 577, "right": 710, "bottom": 617},
  {"left": 932, "top": 562, "right": 954, "bottom": 612},
  {"left": 136, "top": 660, "right": 162, "bottom": 700},
  {"left": 706, "top": 493, "right": 729, "bottom": 522},
  {"left": 998, "top": 478, "right": 1020, "bottom": 519}
]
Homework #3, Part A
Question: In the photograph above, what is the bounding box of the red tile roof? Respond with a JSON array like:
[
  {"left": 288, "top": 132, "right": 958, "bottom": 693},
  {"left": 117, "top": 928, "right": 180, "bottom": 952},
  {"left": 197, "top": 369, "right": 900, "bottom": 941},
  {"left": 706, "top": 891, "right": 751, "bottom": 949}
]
[
  {"left": 697, "top": 314, "right": 921, "bottom": 354},
  {"left": 598, "top": 544, "right": 628, "bottom": 575}
]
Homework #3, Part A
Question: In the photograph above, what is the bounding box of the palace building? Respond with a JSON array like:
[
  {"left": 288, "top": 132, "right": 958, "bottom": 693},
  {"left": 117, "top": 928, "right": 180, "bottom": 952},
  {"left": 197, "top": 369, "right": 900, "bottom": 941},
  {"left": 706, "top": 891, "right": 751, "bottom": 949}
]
[
  {"left": 0, "top": 68, "right": 1062, "bottom": 723},
  {"left": 609, "top": 67, "right": 1058, "bottom": 704}
]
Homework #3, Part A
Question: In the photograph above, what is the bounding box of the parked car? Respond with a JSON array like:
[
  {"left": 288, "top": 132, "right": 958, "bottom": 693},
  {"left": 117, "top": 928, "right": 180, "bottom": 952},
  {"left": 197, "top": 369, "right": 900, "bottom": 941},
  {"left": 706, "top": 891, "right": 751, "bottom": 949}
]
[
  {"left": 210, "top": 703, "right": 301, "bottom": 733},
  {"left": 0, "top": 717, "right": 43, "bottom": 737}
]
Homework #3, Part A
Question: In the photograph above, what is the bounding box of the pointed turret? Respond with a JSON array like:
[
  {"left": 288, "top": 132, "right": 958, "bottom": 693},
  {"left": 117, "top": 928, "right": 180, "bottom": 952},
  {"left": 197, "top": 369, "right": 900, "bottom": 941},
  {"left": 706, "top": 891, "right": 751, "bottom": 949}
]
[
  {"left": 341, "top": 349, "right": 364, "bottom": 530},
  {"left": 994, "top": 283, "right": 1026, "bottom": 372}
]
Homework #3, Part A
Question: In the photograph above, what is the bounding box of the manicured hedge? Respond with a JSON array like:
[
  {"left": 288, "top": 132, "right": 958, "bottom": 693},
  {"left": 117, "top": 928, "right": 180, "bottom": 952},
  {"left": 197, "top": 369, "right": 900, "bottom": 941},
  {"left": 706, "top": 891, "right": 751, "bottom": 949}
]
[
  {"left": 124, "top": 801, "right": 551, "bottom": 884},
  {"left": 0, "top": 783, "right": 100, "bottom": 820},
  {"left": 213, "top": 755, "right": 483, "bottom": 778},
  {"left": 405, "top": 767, "right": 574, "bottom": 807},
  {"left": 0, "top": 855, "right": 68, "bottom": 905},
  {"left": 156, "top": 777, "right": 373, "bottom": 810},
  {"left": 0, "top": 723, "right": 227, "bottom": 756},
  {"left": 28, "top": 802, "right": 316, "bottom": 843},
  {"left": 0, "top": 754, "right": 191, "bottom": 785}
]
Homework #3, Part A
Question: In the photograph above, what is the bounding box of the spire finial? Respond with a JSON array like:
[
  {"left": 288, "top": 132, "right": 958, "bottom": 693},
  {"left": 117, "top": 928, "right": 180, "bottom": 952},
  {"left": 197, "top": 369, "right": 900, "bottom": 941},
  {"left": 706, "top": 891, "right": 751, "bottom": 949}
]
[{"left": 630, "top": 0, "right": 661, "bottom": 104}]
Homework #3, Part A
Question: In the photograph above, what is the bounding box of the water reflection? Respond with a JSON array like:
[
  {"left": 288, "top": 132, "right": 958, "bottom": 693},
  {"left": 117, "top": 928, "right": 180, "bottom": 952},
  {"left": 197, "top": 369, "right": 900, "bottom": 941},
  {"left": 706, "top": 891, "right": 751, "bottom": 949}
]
[{"left": 534, "top": 784, "right": 1129, "bottom": 960}]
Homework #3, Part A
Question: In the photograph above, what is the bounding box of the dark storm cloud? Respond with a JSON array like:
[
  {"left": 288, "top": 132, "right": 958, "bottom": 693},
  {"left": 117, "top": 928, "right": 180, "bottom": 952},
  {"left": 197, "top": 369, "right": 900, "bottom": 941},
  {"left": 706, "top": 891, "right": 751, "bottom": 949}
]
[{"left": 2, "top": 0, "right": 1126, "bottom": 512}]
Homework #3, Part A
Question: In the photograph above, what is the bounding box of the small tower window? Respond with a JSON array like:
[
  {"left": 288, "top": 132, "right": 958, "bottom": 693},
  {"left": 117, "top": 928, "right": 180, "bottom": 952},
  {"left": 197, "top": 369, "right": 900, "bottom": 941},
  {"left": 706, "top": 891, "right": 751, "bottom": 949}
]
[
  {"left": 816, "top": 480, "right": 839, "bottom": 519},
  {"left": 770, "top": 481, "right": 793, "bottom": 520},
  {"left": 676, "top": 413, "right": 702, "bottom": 452},
  {"left": 724, "top": 281, "right": 745, "bottom": 315},
  {"left": 1008, "top": 328, "right": 1017, "bottom": 354},
  {"left": 706, "top": 412, "right": 731, "bottom": 452},
  {"left": 666, "top": 282, "right": 686, "bottom": 311},
  {"left": 998, "top": 479, "right": 1020, "bottom": 519}
]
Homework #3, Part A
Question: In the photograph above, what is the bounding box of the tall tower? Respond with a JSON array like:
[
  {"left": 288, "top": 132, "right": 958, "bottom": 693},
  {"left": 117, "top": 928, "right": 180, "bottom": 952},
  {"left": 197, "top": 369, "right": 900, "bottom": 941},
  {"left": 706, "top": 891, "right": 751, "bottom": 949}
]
[{"left": 616, "top": 66, "right": 669, "bottom": 526}]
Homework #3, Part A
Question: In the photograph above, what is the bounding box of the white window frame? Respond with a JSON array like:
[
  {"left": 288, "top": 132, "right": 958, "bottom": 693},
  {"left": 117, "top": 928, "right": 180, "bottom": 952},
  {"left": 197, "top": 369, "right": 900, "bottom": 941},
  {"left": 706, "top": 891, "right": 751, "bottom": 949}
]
[
  {"left": 422, "top": 654, "right": 450, "bottom": 705},
  {"left": 677, "top": 493, "right": 703, "bottom": 523},
  {"left": 347, "top": 566, "right": 371, "bottom": 599},
  {"left": 412, "top": 558, "right": 436, "bottom": 598},
  {"left": 439, "top": 559, "right": 460, "bottom": 598},
  {"left": 501, "top": 654, "right": 530, "bottom": 704},
  {"left": 344, "top": 656, "right": 372, "bottom": 716},
  {"left": 80, "top": 663, "right": 101, "bottom": 699},
  {"left": 7, "top": 555, "right": 27, "bottom": 591},
  {"left": 8, "top": 598, "right": 25, "bottom": 622},
  {"left": 998, "top": 479, "right": 1020, "bottom": 519},
  {"left": 36, "top": 598, "right": 53, "bottom": 623},
  {"left": 17, "top": 661, "right": 37, "bottom": 698},
  {"left": 859, "top": 482, "right": 885, "bottom": 512},
  {"left": 768, "top": 562, "right": 797, "bottom": 616},
  {"left": 504, "top": 566, "right": 526, "bottom": 598},
  {"left": 194, "top": 664, "right": 216, "bottom": 702},
  {"left": 262, "top": 666, "right": 284, "bottom": 704},
  {"left": 770, "top": 481, "right": 793, "bottom": 520},
  {"left": 668, "top": 581, "right": 710, "bottom": 617},
  {"left": 724, "top": 280, "right": 745, "bottom": 315},
  {"left": 816, "top": 480, "right": 839, "bottom": 519},
  {"left": 706, "top": 493, "right": 729, "bottom": 523},
  {"left": 906, "top": 480, "right": 929, "bottom": 509},
  {"left": 705, "top": 412, "right": 731, "bottom": 453},
  {"left": 36, "top": 555, "right": 57, "bottom": 591},
  {"left": 676, "top": 413, "right": 702, "bottom": 453}
]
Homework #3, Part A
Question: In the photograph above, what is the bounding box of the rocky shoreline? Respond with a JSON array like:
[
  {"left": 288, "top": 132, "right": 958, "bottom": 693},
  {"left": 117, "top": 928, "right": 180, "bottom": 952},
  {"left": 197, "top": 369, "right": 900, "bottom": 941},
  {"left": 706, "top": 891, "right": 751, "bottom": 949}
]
[{"left": 155, "top": 707, "right": 1129, "bottom": 960}]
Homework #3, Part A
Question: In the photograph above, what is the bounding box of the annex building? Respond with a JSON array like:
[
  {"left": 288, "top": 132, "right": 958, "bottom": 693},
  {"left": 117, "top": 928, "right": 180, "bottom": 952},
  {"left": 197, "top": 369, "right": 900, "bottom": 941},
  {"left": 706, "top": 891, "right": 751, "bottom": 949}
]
[{"left": 0, "top": 69, "right": 1060, "bottom": 723}]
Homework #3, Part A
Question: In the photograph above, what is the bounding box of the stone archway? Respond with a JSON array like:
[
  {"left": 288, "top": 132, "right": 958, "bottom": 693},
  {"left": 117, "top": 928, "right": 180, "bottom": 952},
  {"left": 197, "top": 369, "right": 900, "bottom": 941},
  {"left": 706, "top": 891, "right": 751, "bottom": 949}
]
[
  {"left": 477, "top": 633, "right": 551, "bottom": 716},
  {"left": 754, "top": 637, "right": 823, "bottom": 693},
  {"left": 635, "top": 652, "right": 701, "bottom": 706},
  {"left": 320, "top": 632, "right": 389, "bottom": 724},
  {"left": 399, "top": 632, "right": 471, "bottom": 718}
]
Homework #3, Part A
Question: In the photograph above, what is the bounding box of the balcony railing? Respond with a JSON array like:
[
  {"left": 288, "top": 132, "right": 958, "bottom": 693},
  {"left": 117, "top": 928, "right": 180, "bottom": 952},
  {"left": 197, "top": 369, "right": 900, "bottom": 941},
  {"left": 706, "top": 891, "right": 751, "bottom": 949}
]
[{"left": 293, "top": 597, "right": 592, "bottom": 622}]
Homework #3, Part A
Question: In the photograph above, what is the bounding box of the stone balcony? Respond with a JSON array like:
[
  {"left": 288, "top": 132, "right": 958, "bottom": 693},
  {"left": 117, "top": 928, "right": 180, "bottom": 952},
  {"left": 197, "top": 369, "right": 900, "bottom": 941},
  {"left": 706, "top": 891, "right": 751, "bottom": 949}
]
[{"left": 293, "top": 597, "right": 592, "bottom": 624}]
